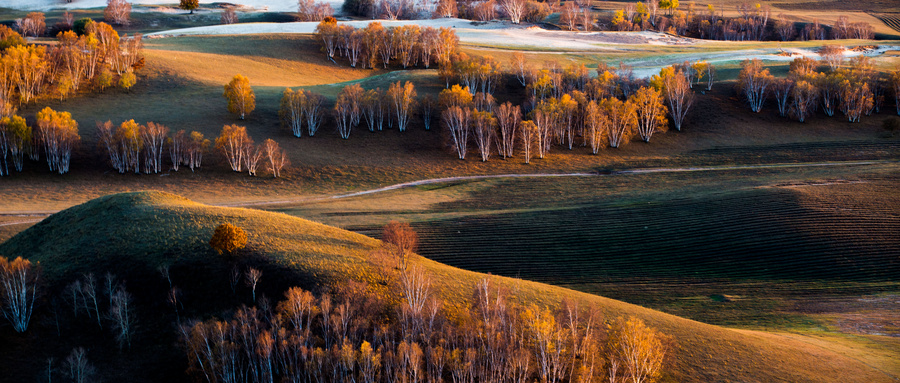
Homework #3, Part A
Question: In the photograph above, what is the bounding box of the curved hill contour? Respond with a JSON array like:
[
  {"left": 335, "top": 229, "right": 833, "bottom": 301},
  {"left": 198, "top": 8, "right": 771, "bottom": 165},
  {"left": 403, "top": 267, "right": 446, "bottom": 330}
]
[{"left": 0, "top": 191, "right": 896, "bottom": 382}]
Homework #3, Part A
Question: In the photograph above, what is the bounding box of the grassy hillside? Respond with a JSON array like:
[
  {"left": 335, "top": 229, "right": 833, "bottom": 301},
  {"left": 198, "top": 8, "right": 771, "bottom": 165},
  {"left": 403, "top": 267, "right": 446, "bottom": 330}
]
[
  {"left": 270, "top": 160, "right": 900, "bottom": 331},
  {"left": 0, "top": 191, "right": 897, "bottom": 382}
]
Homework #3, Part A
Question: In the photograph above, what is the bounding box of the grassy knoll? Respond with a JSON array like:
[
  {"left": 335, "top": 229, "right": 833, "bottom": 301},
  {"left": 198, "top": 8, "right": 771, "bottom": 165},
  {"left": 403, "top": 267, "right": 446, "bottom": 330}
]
[{"left": 0, "top": 191, "right": 897, "bottom": 382}]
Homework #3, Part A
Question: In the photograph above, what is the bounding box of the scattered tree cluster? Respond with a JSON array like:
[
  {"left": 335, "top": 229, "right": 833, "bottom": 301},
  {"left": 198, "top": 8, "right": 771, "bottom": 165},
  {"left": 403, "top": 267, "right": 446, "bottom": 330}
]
[
  {"left": 280, "top": 88, "right": 326, "bottom": 137},
  {"left": 1, "top": 20, "right": 144, "bottom": 109},
  {"left": 325, "top": 81, "right": 419, "bottom": 139},
  {"left": 180, "top": 265, "right": 672, "bottom": 383},
  {"left": 97, "top": 120, "right": 211, "bottom": 174},
  {"left": 316, "top": 20, "right": 458, "bottom": 69},
  {"left": 0, "top": 107, "right": 80, "bottom": 176},
  {"left": 738, "top": 51, "right": 900, "bottom": 123},
  {"left": 215, "top": 124, "right": 289, "bottom": 177},
  {"left": 437, "top": 57, "right": 700, "bottom": 162}
]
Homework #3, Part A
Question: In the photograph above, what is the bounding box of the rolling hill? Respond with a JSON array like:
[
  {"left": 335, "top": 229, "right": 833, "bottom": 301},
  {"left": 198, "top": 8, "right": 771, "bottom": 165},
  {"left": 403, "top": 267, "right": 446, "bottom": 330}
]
[{"left": 0, "top": 191, "right": 897, "bottom": 382}]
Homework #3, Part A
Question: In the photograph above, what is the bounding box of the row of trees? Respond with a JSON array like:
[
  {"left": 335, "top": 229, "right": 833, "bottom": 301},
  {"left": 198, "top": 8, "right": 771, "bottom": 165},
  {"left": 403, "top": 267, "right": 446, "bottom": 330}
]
[
  {"left": 338, "top": 0, "right": 551, "bottom": 23},
  {"left": 181, "top": 263, "right": 670, "bottom": 383},
  {"left": 738, "top": 52, "right": 900, "bottom": 123},
  {"left": 0, "top": 20, "right": 143, "bottom": 110},
  {"left": 315, "top": 19, "right": 459, "bottom": 70}
]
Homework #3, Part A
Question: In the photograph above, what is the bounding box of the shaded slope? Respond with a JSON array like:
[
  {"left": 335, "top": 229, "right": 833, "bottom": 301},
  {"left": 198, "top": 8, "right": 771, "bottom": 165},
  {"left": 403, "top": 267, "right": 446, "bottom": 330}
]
[{"left": 0, "top": 192, "right": 896, "bottom": 382}]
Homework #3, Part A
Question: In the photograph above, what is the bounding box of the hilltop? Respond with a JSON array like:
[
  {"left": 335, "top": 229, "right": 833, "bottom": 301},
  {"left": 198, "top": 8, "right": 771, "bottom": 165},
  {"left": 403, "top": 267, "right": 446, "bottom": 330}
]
[{"left": 0, "top": 191, "right": 896, "bottom": 382}]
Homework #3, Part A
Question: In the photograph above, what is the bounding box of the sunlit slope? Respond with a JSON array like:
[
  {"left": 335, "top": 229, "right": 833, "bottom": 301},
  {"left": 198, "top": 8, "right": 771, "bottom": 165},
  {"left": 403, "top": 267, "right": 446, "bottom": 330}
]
[
  {"left": 144, "top": 34, "right": 374, "bottom": 86},
  {"left": 0, "top": 191, "right": 896, "bottom": 382}
]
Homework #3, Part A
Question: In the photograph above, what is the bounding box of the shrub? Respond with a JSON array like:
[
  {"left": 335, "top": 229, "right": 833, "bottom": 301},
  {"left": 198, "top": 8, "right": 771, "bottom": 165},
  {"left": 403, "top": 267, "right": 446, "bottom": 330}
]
[{"left": 210, "top": 223, "right": 248, "bottom": 255}]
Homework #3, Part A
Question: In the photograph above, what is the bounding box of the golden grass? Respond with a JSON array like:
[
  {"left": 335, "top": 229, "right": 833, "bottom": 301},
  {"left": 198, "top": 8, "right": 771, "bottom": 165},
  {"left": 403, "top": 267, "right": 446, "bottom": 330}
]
[{"left": 143, "top": 34, "right": 377, "bottom": 87}]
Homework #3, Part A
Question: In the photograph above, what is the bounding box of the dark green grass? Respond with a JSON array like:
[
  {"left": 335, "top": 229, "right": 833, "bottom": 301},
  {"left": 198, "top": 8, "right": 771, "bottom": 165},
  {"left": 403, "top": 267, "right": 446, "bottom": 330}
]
[
  {"left": 283, "top": 163, "right": 900, "bottom": 329},
  {"left": 398, "top": 183, "right": 898, "bottom": 282}
]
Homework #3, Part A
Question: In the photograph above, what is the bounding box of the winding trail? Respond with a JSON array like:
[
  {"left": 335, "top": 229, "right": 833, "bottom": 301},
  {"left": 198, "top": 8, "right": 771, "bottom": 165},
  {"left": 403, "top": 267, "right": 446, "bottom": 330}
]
[
  {"left": 220, "top": 159, "right": 890, "bottom": 208},
  {"left": 0, "top": 160, "right": 891, "bottom": 224}
]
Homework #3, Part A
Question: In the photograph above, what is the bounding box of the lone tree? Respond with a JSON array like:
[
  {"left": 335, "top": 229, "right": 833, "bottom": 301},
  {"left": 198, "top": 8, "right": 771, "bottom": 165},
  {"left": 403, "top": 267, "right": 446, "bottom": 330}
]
[
  {"left": 180, "top": 0, "right": 199, "bottom": 14},
  {"left": 382, "top": 221, "right": 418, "bottom": 271},
  {"left": 210, "top": 223, "right": 248, "bottom": 256},
  {"left": 224, "top": 74, "right": 256, "bottom": 120}
]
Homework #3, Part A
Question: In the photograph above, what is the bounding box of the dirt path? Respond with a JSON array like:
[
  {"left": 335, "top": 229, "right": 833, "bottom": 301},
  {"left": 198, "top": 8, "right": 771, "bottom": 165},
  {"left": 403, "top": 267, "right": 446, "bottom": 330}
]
[
  {"left": 1, "top": 160, "right": 889, "bottom": 221},
  {"left": 222, "top": 159, "right": 890, "bottom": 208}
]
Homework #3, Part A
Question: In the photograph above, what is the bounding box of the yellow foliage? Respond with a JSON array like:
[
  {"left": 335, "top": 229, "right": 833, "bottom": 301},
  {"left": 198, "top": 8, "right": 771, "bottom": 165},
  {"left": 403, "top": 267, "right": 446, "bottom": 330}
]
[{"left": 209, "top": 222, "right": 248, "bottom": 255}]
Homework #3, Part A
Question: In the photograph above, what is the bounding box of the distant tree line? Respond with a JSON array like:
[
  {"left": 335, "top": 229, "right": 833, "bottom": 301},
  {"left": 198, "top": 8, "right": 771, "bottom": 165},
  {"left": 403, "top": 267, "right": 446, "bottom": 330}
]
[
  {"left": 315, "top": 19, "right": 459, "bottom": 69},
  {"left": 738, "top": 48, "right": 900, "bottom": 123},
  {"left": 328, "top": 0, "right": 876, "bottom": 44}
]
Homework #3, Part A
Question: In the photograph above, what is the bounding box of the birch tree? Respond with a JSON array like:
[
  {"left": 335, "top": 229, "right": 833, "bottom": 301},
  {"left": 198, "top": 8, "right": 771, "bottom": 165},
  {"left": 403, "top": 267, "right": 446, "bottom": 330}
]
[
  {"left": 383, "top": 220, "right": 418, "bottom": 271},
  {"left": 388, "top": 81, "right": 417, "bottom": 132},
  {"left": 606, "top": 316, "right": 668, "bottom": 383},
  {"left": 263, "top": 138, "right": 289, "bottom": 178},
  {"left": 335, "top": 84, "right": 363, "bottom": 139},
  {"left": 168, "top": 129, "right": 186, "bottom": 171},
  {"left": 772, "top": 77, "right": 794, "bottom": 117},
  {"left": 790, "top": 80, "right": 817, "bottom": 122},
  {"left": 585, "top": 100, "right": 607, "bottom": 154},
  {"left": 737, "top": 59, "right": 772, "bottom": 113},
  {"left": 280, "top": 88, "right": 306, "bottom": 137},
  {"left": 519, "top": 120, "right": 537, "bottom": 164},
  {"left": 603, "top": 97, "right": 636, "bottom": 148},
  {"left": 0, "top": 256, "right": 39, "bottom": 332},
  {"left": 303, "top": 91, "right": 325, "bottom": 136},
  {"left": 499, "top": 0, "right": 527, "bottom": 23},
  {"left": 224, "top": 74, "right": 255, "bottom": 120},
  {"left": 242, "top": 142, "right": 262, "bottom": 176},
  {"left": 141, "top": 121, "right": 168, "bottom": 174},
  {"left": 442, "top": 105, "right": 470, "bottom": 160},
  {"left": 104, "top": 0, "right": 132, "bottom": 26},
  {"left": 108, "top": 287, "right": 134, "bottom": 349},
  {"left": 35, "top": 107, "right": 79, "bottom": 174},
  {"left": 652, "top": 67, "right": 693, "bottom": 131},
  {"left": 630, "top": 86, "right": 667, "bottom": 142},
  {"left": 215, "top": 124, "right": 251, "bottom": 172},
  {"left": 1, "top": 115, "right": 29, "bottom": 172},
  {"left": 471, "top": 109, "right": 496, "bottom": 162},
  {"left": 495, "top": 102, "right": 520, "bottom": 158},
  {"left": 186, "top": 131, "right": 209, "bottom": 171}
]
